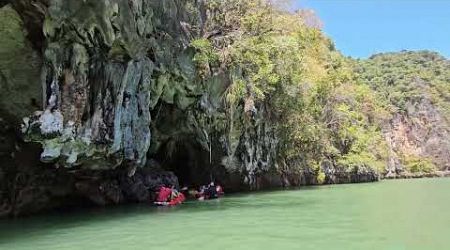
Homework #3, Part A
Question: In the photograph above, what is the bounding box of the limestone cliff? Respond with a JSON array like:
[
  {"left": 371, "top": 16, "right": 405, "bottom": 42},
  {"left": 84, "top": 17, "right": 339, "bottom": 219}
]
[
  {"left": 1, "top": 0, "right": 260, "bottom": 217},
  {"left": 357, "top": 51, "right": 450, "bottom": 177}
]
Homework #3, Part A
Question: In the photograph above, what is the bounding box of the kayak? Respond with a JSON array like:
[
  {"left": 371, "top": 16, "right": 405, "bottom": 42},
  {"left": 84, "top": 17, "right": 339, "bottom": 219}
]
[{"left": 154, "top": 193, "right": 186, "bottom": 206}]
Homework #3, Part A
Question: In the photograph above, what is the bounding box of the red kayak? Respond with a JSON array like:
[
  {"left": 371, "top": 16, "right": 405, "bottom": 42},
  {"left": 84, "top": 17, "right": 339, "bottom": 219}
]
[{"left": 154, "top": 190, "right": 185, "bottom": 206}]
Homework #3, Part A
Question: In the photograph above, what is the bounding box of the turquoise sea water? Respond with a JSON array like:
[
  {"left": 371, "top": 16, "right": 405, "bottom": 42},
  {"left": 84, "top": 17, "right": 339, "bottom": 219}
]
[{"left": 1, "top": 178, "right": 449, "bottom": 250}]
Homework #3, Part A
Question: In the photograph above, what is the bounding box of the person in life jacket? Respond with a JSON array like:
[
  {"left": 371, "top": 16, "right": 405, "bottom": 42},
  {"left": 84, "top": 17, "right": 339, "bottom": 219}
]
[
  {"left": 154, "top": 186, "right": 185, "bottom": 206},
  {"left": 156, "top": 186, "right": 172, "bottom": 203},
  {"left": 167, "top": 189, "right": 186, "bottom": 206},
  {"left": 197, "top": 182, "right": 224, "bottom": 200}
]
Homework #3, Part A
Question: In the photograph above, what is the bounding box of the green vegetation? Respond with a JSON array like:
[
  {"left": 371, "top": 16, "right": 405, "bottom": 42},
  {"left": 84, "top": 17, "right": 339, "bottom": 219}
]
[
  {"left": 356, "top": 51, "right": 450, "bottom": 172},
  {"left": 197, "top": 1, "right": 450, "bottom": 176},
  {"left": 316, "top": 170, "right": 326, "bottom": 184},
  {"left": 356, "top": 51, "right": 450, "bottom": 115},
  {"left": 200, "top": 0, "right": 389, "bottom": 175},
  {"left": 403, "top": 155, "right": 437, "bottom": 174},
  {"left": 191, "top": 38, "right": 219, "bottom": 78}
]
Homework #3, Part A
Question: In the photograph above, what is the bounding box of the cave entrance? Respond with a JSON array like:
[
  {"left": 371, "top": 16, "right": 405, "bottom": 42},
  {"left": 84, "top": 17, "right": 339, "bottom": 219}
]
[
  {"left": 153, "top": 138, "right": 214, "bottom": 188},
  {"left": 149, "top": 103, "right": 231, "bottom": 189}
]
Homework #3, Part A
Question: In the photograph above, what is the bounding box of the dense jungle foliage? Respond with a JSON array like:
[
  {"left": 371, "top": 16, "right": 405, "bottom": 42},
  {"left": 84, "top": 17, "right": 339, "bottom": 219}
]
[
  {"left": 193, "top": 0, "right": 450, "bottom": 179},
  {"left": 356, "top": 51, "right": 450, "bottom": 174},
  {"left": 193, "top": 0, "right": 391, "bottom": 178}
]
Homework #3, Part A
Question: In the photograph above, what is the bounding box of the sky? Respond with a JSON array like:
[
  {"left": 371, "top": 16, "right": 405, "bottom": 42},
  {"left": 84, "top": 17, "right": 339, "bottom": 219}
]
[{"left": 292, "top": 0, "right": 450, "bottom": 59}]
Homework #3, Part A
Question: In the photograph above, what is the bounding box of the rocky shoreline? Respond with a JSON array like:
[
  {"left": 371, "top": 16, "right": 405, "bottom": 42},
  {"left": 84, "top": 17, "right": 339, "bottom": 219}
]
[
  {"left": 2, "top": 166, "right": 448, "bottom": 218},
  {"left": 0, "top": 166, "right": 377, "bottom": 218},
  {"left": 383, "top": 171, "right": 450, "bottom": 180}
]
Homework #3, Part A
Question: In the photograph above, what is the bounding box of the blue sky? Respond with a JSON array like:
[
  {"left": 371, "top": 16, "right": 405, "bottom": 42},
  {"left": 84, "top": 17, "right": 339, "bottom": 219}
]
[{"left": 292, "top": 0, "right": 450, "bottom": 58}]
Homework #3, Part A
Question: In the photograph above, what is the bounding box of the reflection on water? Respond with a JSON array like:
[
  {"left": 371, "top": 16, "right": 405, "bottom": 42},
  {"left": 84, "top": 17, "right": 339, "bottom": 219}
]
[{"left": 1, "top": 178, "right": 449, "bottom": 250}]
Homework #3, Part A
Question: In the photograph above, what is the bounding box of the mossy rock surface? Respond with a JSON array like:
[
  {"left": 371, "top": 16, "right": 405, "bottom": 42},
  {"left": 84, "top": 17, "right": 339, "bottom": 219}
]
[{"left": 0, "top": 4, "right": 41, "bottom": 123}]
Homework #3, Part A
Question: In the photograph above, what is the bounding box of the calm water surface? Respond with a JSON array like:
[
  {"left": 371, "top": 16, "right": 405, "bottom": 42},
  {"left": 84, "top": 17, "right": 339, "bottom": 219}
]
[{"left": 1, "top": 178, "right": 449, "bottom": 250}]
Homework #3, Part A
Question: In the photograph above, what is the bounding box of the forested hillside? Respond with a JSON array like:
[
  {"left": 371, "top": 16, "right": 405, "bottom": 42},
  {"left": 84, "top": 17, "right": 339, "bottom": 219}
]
[
  {"left": 357, "top": 51, "right": 450, "bottom": 176},
  {"left": 196, "top": 0, "right": 388, "bottom": 182}
]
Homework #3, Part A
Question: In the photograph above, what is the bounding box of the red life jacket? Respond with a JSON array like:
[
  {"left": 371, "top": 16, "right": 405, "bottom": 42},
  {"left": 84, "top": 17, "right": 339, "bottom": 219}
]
[
  {"left": 157, "top": 187, "right": 172, "bottom": 202},
  {"left": 168, "top": 193, "right": 186, "bottom": 206}
]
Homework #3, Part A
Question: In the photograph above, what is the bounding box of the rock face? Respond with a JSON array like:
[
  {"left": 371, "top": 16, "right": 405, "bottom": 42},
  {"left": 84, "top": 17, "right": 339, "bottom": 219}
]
[
  {"left": 385, "top": 97, "right": 450, "bottom": 175},
  {"left": 0, "top": 1, "right": 185, "bottom": 217},
  {"left": 23, "top": 0, "right": 180, "bottom": 169},
  {"left": 3, "top": 164, "right": 179, "bottom": 217},
  {"left": 0, "top": 4, "right": 42, "bottom": 123},
  {"left": 20, "top": 0, "right": 228, "bottom": 173},
  {"left": 0, "top": 4, "right": 44, "bottom": 217},
  {"left": 358, "top": 52, "right": 450, "bottom": 177},
  {"left": 18, "top": 0, "right": 282, "bottom": 190}
]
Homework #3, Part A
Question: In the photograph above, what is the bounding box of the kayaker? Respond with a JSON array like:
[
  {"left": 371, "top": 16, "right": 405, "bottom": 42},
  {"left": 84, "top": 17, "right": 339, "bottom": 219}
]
[
  {"left": 204, "top": 182, "right": 218, "bottom": 199},
  {"left": 154, "top": 186, "right": 185, "bottom": 206},
  {"left": 196, "top": 182, "right": 224, "bottom": 200},
  {"left": 156, "top": 186, "right": 172, "bottom": 202},
  {"left": 167, "top": 189, "right": 186, "bottom": 206}
]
